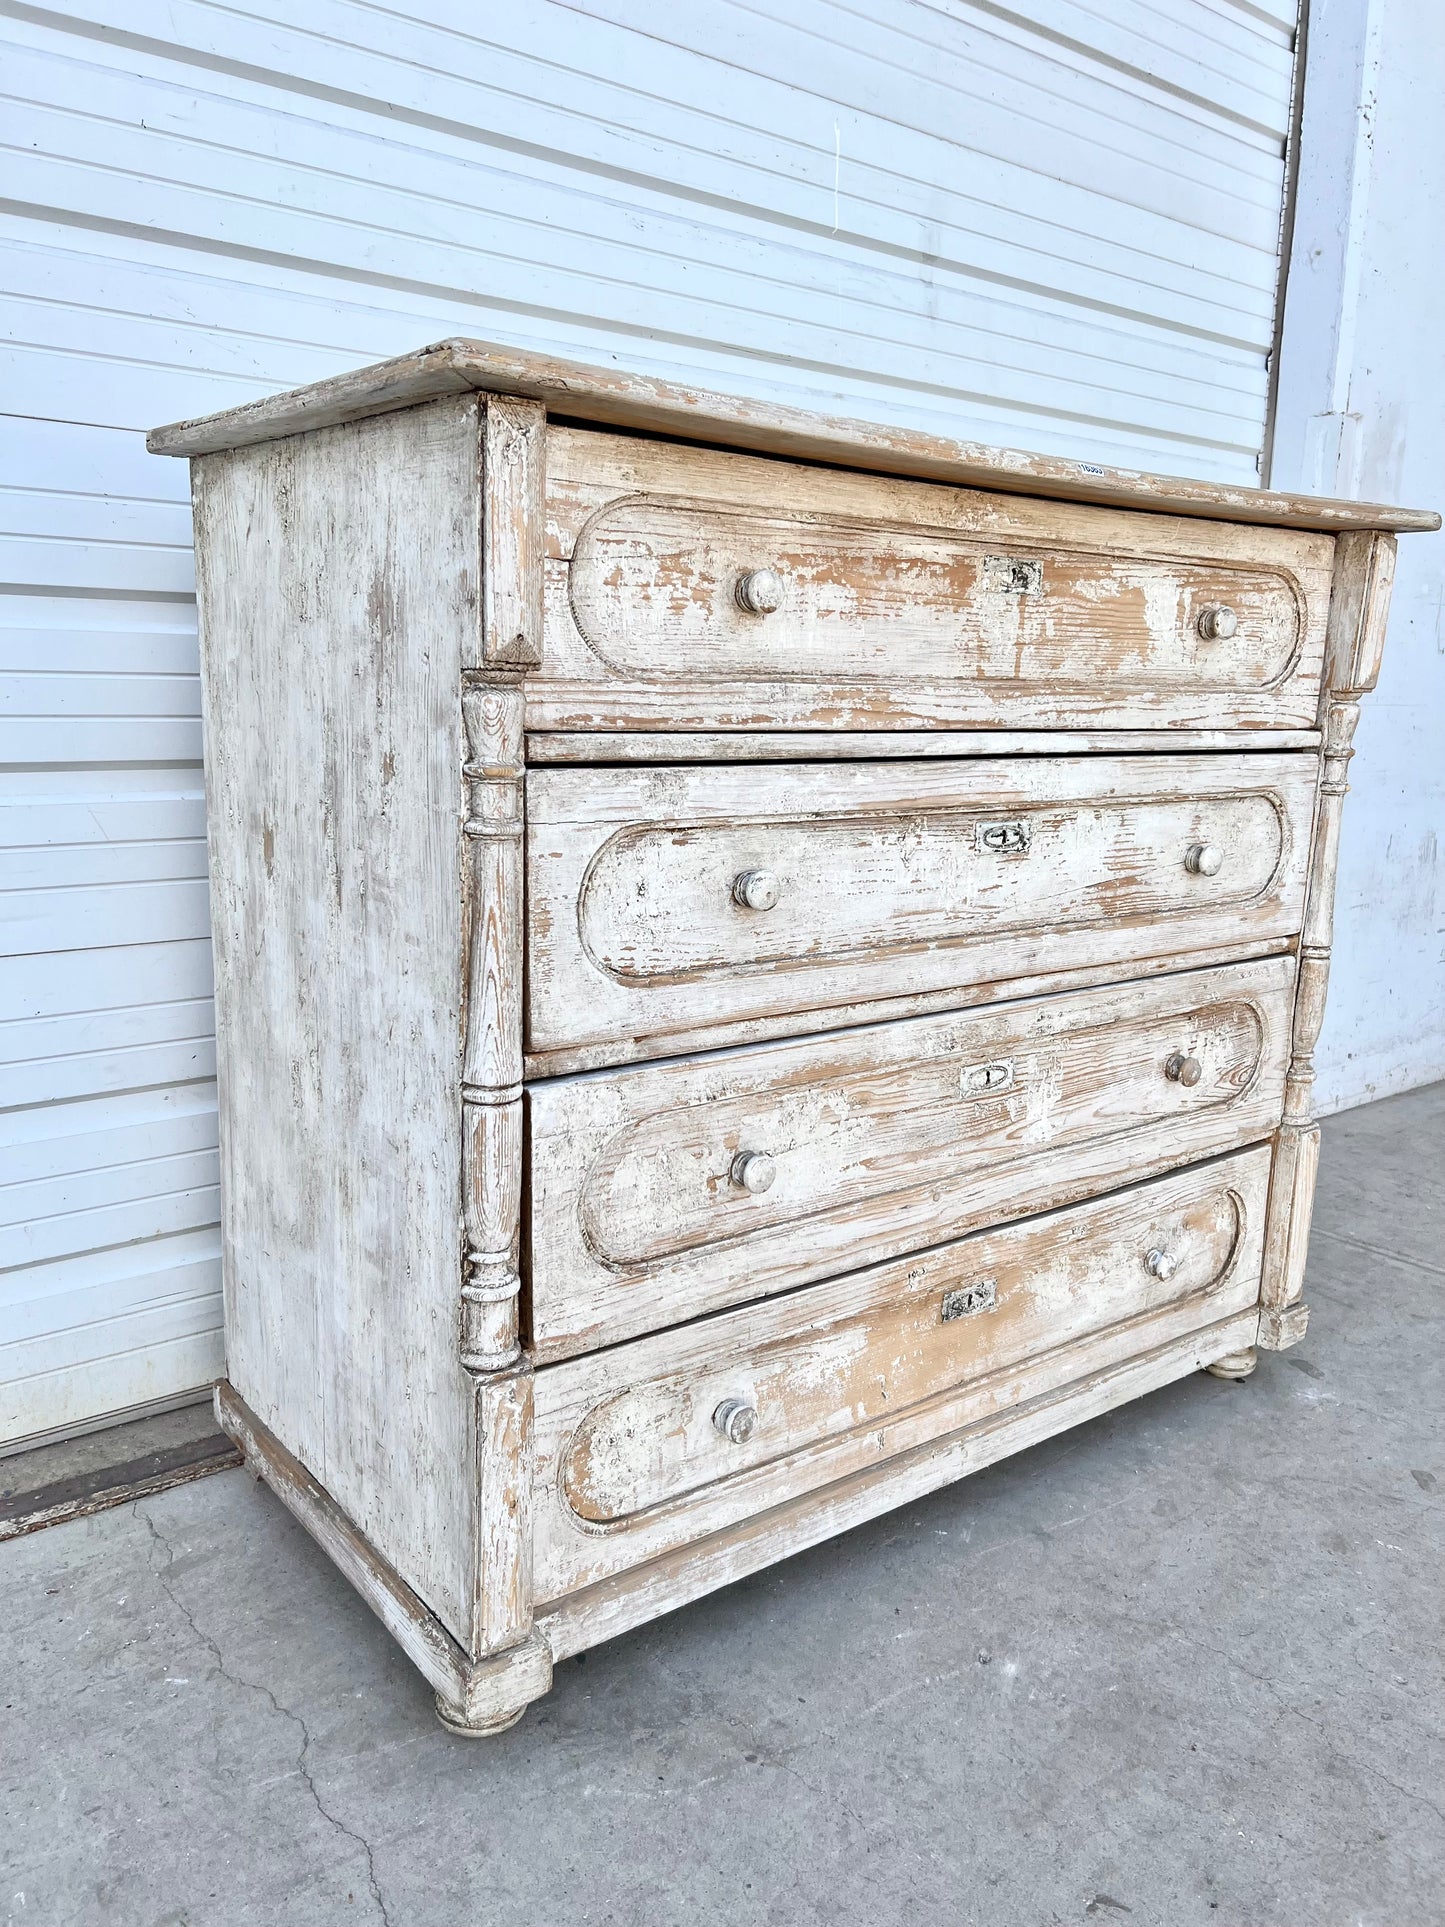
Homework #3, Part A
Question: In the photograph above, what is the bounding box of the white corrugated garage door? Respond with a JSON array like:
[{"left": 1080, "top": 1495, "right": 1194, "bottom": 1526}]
[{"left": 0, "top": 0, "right": 1301, "bottom": 1447}]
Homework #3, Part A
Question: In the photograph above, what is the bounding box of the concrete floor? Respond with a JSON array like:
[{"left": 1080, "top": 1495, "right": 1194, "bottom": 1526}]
[{"left": 3, "top": 1084, "right": 1441, "bottom": 1927}]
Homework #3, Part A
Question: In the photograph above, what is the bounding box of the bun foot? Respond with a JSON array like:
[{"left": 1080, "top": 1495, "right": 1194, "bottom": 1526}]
[
  {"left": 1205, "top": 1347, "right": 1258, "bottom": 1381},
  {"left": 435, "top": 1692, "right": 527, "bottom": 1737}
]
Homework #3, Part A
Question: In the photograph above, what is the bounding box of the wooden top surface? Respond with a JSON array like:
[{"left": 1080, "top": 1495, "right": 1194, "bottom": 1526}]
[{"left": 148, "top": 338, "right": 1440, "bottom": 534}]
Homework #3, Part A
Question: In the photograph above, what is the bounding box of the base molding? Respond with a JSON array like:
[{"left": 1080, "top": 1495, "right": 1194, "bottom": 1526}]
[
  {"left": 215, "top": 1384, "right": 553, "bottom": 1730},
  {"left": 220, "top": 1307, "right": 1265, "bottom": 1723},
  {"left": 1258, "top": 1301, "right": 1310, "bottom": 1350}
]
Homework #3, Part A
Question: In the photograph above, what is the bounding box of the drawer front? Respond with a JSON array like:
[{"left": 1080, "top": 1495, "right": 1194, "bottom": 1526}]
[
  {"left": 532, "top": 1147, "right": 1272, "bottom": 1602},
  {"left": 527, "top": 955, "right": 1294, "bottom": 1358},
  {"left": 526, "top": 752, "right": 1316, "bottom": 1056},
  {"left": 534, "top": 429, "right": 1332, "bottom": 732}
]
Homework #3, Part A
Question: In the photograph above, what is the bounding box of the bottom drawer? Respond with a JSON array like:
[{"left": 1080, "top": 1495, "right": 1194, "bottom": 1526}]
[{"left": 531, "top": 1144, "right": 1271, "bottom": 1603}]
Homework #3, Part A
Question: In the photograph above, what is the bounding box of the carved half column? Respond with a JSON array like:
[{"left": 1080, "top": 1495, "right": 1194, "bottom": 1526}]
[
  {"left": 1258, "top": 532, "right": 1396, "bottom": 1353},
  {"left": 445, "top": 392, "right": 551, "bottom": 1713},
  {"left": 460, "top": 678, "right": 525, "bottom": 1373}
]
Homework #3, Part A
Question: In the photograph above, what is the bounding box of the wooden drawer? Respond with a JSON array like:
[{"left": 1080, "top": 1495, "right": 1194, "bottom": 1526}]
[
  {"left": 533, "top": 428, "right": 1332, "bottom": 733},
  {"left": 526, "top": 752, "right": 1316, "bottom": 1058},
  {"left": 531, "top": 1146, "right": 1272, "bottom": 1604},
  {"left": 526, "top": 955, "right": 1294, "bottom": 1358}
]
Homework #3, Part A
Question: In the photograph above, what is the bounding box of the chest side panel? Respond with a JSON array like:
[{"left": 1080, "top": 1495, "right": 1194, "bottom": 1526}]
[{"left": 193, "top": 397, "right": 480, "bottom": 1648}]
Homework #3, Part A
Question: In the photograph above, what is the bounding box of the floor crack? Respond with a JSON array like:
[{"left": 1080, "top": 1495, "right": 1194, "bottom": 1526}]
[
  {"left": 1161, "top": 1621, "right": 1445, "bottom": 1828},
  {"left": 137, "top": 1500, "right": 392, "bottom": 1926}
]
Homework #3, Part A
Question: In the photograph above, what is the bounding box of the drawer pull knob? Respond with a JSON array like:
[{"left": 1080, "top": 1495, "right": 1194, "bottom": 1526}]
[
  {"left": 1197, "top": 603, "right": 1239, "bottom": 641},
  {"left": 1165, "top": 1052, "right": 1203, "bottom": 1087},
  {"left": 733, "top": 868, "right": 781, "bottom": 911},
  {"left": 1145, "top": 1248, "right": 1179, "bottom": 1282},
  {"left": 735, "top": 568, "right": 785, "bottom": 615},
  {"left": 1185, "top": 842, "right": 1224, "bottom": 877},
  {"left": 730, "top": 1150, "right": 777, "bottom": 1195},
  {"left": 713, "top": 1398, "right": 757, "bottom": 1445}
]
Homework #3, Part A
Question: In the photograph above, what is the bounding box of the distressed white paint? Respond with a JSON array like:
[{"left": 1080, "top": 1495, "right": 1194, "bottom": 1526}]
[
  {"left": 529, "top": 1149, "right": 1274, "bottom": 1601},
  {"left": 1, "top": 1, "right": 1308, "bottom": 1444},
  {"left": 527, "top": 957, "right": 1296, "bottom": 1358},
  {"left": 184, "top": 341, "right": 1414, "bottom": 1728},
  {"left": 1270, "top": 0, "right": 1445, "bottom": 1110}
]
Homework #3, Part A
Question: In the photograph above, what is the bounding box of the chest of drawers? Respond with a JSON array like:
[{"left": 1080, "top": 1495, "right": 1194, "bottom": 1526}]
[{"left": 150, "top": 341, "right": 1437, "bottom": 1733}]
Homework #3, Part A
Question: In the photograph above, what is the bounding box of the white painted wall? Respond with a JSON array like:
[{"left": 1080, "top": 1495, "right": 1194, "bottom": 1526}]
[
  {"left": 1271, "top": 0, "right": 1445, "bottom": 1111},
  {"left": 0, "top": 0, "right": 1331, "bottom": 1446}
]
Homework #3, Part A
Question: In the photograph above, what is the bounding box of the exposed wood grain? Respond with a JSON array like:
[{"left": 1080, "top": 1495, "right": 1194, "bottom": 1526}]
[
  {"left": 530, "top": 1147, "right": 1270, "bottom": 1603},
  {"left": 174, "top": 341, "right": 1425, "bottom": 1730},
  {"left": 538, "top": 1296, "right": 1260, "bottom": 1660},
  {"left": 1258, "top": 528, "right": 1397, "bottom": 1351},
  {"left": 526, "top": 957, "right": 1293, "bottom": 1358},
  {"left": 192, "top": 397, "right": 482, "bottom": 1647},
  {"left": 535, "top": 428, "right": 1336, "bottom": 732},
  {"left": 437, "top": 1630, "right": 554, "bottom": 1734},
  {"left": 1321, "top": 531, "right": 1398, "bottom": 698},
  {"left": 526, "top": 753, "right": 1317, "bottom": 1057},
  {"left": 479, "top": 398, "right": 545, "bottom": 669},
  {"left": 147, "top": 338, "right": 1440, "bottom": 534},
  {"left": 569, "top": 501, "right": 1301, "bottom": 692},
  {"left": 537, "top": 1307, "right": 1259, "bottom": 1660},
  {"left": 526, "top": 728, "right": 1324, "bottom": 762},
  {"left": 220, "top": 1383, "right": 554, "bottom": 1732},
  {"left": 470, "top": 1366, "right": 534, "bottom": 1661},
  {"left": 216, "top": 1383, "right": 471, "bottom": 1705},
  {"left": 522, "top": 937, "right": 1297, "bottom": 1079},
  {"left": 460, "top": 681, "right": 526, "bottom": 1373}
]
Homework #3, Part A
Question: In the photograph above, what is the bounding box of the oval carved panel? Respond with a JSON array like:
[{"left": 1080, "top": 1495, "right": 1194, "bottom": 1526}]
[
  {"left": 577, "top": 793, "right": 1287, "bottom": 986},
  {"left": 567, "top": 497, "right": 1303, "bottom": 690},
  {"left": 559, "top": 1168, "right": 1250, "bottom": 1528},
  {"left": 578, "top": 999, "right": 1265, "bottom": 1270}
]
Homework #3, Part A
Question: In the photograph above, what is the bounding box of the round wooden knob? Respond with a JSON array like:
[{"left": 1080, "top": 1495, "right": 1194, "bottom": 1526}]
[
  {"left": 730, "top": 1150, "right": 777, "bottom": 1195},
  {"left": 735, "top": 568, "right": 785, "bottom": 614},
  {"left": 1202, "top": 605, "right": 1248, "bottom": 643},
  {"left": 1166, "top": 1052, "right": 1203, "bottom": 1087},
  {"left": 1185, "top": 842, "right": 1224, "bottom": 877},
  {"left": 733, "top": 869, "right": 780, "bottom": 911},
  {"left": 1197, "top": 604, "right": 1239, "bottom": 641},
  {"left": 1145, "top": 1248, "right": 1179, "bottom": 1282},
  {"left": 713, "top": 1398, "right": 757, "bottom": 1444}
]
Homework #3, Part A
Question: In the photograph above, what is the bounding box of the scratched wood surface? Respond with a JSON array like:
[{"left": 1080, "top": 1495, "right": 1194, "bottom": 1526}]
[
  {"left": 526, "top": 752, "right": 1317, "bottom": 1056},
  {"left": 192, "top": 396, "right": 483, "bottom": 1650},
  {"left": 535, "top": 1306, "right": 1260, "bottom": 1660},
  {"left": 166, "top": 342, "right": 1426, "bottom": 1733},
  {"left": 525, "top": 727, "right": 1323, "bottom": 763},
  {"left": 526, "top": 955, "right": 1293, "bottom": 1358},
  {"left": 148, "top": 337, "right": 1441, "bottom": 537},
  {"left": 529, "top": 1147, "right": 1271, "bottom": 1601},
  {"left": 528, "top": 427, "right": 1335, "bottom": 732}
]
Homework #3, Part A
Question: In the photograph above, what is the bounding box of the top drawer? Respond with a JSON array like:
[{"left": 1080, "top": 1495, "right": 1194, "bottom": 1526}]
[{"left": 533, "top": 430, "right": 1333, "bottom": 734}]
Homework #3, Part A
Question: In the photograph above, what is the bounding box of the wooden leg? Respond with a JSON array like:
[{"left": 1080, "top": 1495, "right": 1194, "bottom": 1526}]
[
  {"left": 1205, "top": 1347, "right": 1258, "bottom": 1381},
  {"left": 431, "top": 1627, "right": 553, "bottom": 1738},
  {"left": 434, "top": 1695, "right": 527, "bottom": 1738}
]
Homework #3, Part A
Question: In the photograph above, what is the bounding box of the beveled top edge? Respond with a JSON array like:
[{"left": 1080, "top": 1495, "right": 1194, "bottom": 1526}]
[{"left": 147, "top": 337, "right": 1441, "bottom": 534}]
